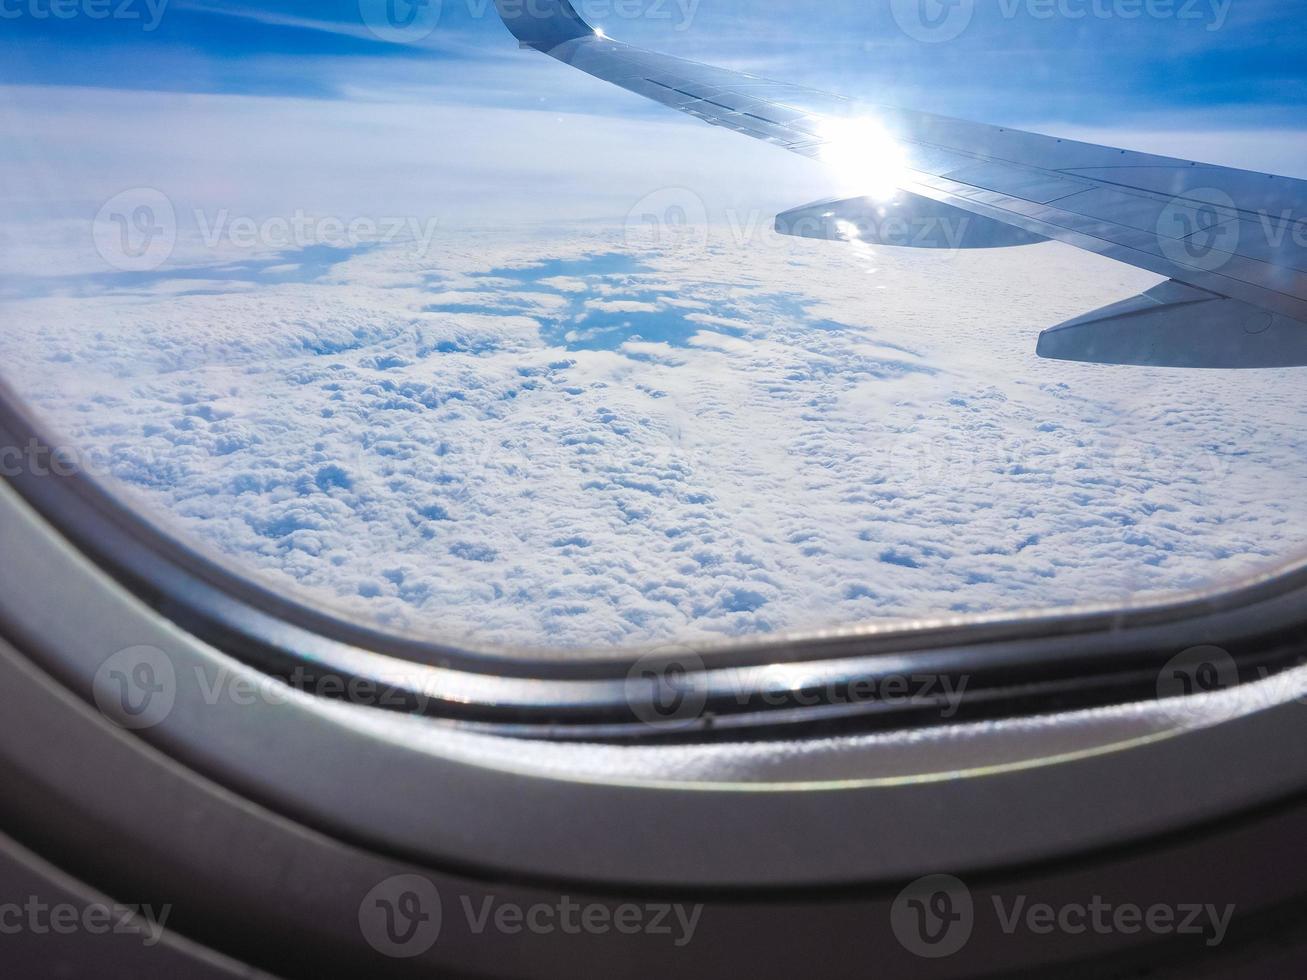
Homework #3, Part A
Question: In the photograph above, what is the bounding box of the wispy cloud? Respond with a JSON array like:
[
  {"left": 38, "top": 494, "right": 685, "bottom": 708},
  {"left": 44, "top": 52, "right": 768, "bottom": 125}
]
[{"left": 172, "top": 0, "right": 486, "bottom": 55}]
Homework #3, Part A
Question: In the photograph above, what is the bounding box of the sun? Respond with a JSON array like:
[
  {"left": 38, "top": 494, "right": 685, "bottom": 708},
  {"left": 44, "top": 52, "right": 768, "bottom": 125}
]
[{"left": 817, "top": 116, "right": 910, "bottom": 201}]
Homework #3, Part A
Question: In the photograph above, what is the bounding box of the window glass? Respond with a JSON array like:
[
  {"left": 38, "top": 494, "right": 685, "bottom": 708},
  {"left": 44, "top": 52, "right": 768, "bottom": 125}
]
[{"left": 1, "top": 1, "right": 1305, "bottom": 650}]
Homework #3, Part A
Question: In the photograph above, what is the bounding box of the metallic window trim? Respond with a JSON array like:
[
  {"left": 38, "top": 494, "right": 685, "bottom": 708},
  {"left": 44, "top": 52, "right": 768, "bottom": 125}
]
[
  {"left": 6, "top": 468, "right": 1307, "bottom": 888},
  {"left": 6, "top": 624, "right": 1307, "bottom": 978}
]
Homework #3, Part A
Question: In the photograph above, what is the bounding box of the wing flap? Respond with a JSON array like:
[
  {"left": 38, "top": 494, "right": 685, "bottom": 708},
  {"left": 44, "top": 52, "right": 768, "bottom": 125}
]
[
  {"left": 1037, "top": 281, "right": 1307, "bottom": 368},
  {"left": 1227, "top": 216, "right": 1307, "bottom": 273},
  {"left": 940, "top": 163, "right": 1093, "bottom": 204}
]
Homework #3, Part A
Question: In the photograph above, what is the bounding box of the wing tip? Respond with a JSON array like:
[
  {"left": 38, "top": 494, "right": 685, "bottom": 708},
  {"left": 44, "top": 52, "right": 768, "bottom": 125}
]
[{"left": 494, "top": 0, "right": 595, "bottom": 51}]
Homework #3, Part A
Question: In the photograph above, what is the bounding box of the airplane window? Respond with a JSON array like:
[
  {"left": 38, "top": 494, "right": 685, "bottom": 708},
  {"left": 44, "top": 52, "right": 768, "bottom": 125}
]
[{"left": 1, "top": 0, "right": 1305, "bottom": 654}]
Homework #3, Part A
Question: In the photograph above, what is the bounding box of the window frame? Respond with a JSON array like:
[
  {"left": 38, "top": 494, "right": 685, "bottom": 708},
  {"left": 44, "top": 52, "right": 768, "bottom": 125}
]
[{"left": 5, "top": 379, "right": 1307, "bottom": 890}]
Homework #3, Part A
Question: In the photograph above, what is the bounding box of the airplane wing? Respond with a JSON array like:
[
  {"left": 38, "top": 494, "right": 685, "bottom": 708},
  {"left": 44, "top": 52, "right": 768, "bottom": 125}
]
[{"left": 494, "top": 0, "right": 1307, "bottom": 368}]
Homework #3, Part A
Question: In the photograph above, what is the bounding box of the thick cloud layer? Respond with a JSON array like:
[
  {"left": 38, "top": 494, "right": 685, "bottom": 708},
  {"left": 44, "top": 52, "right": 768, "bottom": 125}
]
[{"left": 3, "top": 225, "right": 1304, "bottom": 650}]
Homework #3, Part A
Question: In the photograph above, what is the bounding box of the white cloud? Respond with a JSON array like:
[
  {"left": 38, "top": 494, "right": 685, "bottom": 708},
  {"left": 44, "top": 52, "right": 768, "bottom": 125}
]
[
  {"left": 4, "top": 222, "right": 1305, "bottom": 651},
  {"left": 586, "top": 299, "right": 663, "bottom": 314},
  {"left": 4, "top": 74, "right": 1306, "bottom": 651},
  {"left": 0, "top": 80, "right": 835, "bottom": 237}
]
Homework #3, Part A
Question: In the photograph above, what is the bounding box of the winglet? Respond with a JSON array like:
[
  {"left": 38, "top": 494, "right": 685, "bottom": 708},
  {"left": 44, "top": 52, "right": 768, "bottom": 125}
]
[{"left": 494, "top": 0, "right": 595, "bottom": 52}]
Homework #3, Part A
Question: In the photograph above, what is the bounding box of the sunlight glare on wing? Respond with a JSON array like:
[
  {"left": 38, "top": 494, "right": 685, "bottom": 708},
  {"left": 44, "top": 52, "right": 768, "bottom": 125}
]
[
  {"left": 817, "top": 117, "right": 910, "bottom": 201},
  {"left": 833, "top": 219, "right": 862, "bottom": 242},
  {"left": 833, "top": 219, "right": 880, "bottom": 275}
]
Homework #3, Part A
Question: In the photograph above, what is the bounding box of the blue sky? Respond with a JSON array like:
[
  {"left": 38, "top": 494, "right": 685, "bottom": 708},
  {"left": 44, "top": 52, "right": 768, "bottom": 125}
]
[
  {"left": 4, "top": 0, "right": 1305, "bottom": 236},
  {"left": 1, "top": 0, "right": 1304, "bottom": 125}
]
